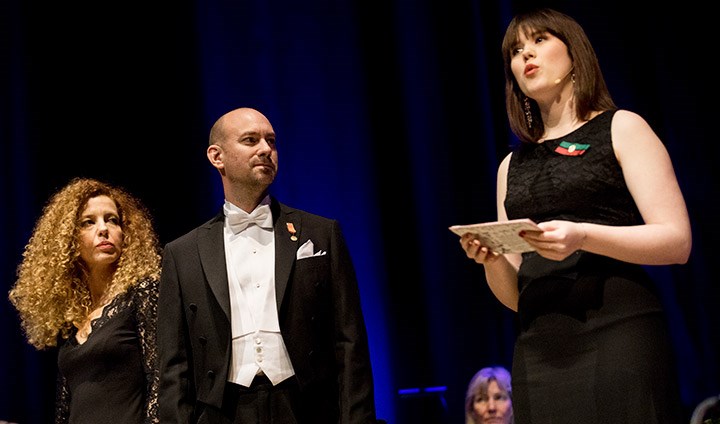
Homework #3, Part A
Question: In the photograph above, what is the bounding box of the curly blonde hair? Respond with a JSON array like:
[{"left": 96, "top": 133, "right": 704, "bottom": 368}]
[{"left": 8, "top": 177, "right": 162, "bottom": 350}]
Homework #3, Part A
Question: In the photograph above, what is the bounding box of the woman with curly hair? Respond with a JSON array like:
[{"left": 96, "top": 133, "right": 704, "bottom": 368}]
[{"left": 8, "top": 177, "right": 162, "bottom": 424}]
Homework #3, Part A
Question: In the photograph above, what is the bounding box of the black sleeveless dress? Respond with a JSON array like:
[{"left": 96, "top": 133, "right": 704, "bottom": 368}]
[{"left": 504, "top": 110, "right": 684, "bottom": 424}]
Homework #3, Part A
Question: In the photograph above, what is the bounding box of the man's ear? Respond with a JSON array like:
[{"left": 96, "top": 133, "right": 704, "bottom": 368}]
[{"left": 207, "top": 144, "right": 224, "bottom": 170}]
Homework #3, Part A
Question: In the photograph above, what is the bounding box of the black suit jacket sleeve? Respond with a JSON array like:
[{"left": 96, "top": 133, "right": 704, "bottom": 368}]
[
  {"left": 156, "top": 242, "right": 197, "bottom": 423},
  {"left": 328, "top": 218, "right": 377, "bottom": 423},
  {"left": 278, "top": 213, "right": 377, "bottom": 423}
]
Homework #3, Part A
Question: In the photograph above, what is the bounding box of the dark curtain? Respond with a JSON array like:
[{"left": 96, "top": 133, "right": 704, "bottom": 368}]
[{"left": 1, "top": 0, "right": 716, "bottom": 423}]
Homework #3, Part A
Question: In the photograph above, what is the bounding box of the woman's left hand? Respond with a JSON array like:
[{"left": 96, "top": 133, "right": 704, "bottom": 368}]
[{"left": 521, "top": 220, "right": 586, "bottom": 261}]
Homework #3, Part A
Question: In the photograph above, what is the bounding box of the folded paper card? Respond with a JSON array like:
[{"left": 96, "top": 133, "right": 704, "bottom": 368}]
[{"left": 449, "top": 218, "right": 541, "bottom": 254}]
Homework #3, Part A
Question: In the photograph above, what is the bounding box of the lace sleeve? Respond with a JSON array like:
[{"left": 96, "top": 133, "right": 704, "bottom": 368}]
[
  {"left": 134, "top": 277, "right": 160, "bottom": 424},
  {"left": 54, "top": 371, "right": 70, "bottom": 424}
]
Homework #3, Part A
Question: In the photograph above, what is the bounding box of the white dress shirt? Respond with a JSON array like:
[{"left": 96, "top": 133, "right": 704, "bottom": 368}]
[{"left": 223, "top": 198, "right": 295, "bottom": 386}]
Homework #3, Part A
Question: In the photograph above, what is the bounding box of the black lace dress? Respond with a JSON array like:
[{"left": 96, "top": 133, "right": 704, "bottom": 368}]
[
  {"left": 504, "top": 109, "right": 684, "bottom": 424},
  {"left": 55, "top": 277, "right": 159, "bottom": 424}
]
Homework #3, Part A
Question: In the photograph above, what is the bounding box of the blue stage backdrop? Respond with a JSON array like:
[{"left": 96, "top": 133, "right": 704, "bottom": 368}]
[{"left": 1, "top": 0, "right": 717, "bottom": 423}]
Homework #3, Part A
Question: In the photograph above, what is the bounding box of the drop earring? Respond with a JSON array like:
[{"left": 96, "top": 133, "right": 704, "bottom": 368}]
[{"left": 524, "top": 96, "right": 533, "bottom": 129}]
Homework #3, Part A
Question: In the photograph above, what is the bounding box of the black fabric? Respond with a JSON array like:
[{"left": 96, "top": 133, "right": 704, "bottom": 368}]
[
  {"left": 505, "top": 110, "right": 684, "bottom": 423},
  {"left": 225, "top": 377, "right": 298, "bottom": 424},
  {"left": 55, "top": 277, "right": 159, "bottom": 424},
  {"left": 192, "top": 377, "right": 309, "bottom": 424}
]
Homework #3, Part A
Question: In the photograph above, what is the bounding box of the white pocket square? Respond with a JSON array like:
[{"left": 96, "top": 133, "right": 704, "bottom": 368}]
[{"left": 296, "top": 239, "right": 327, "bottom": 260}]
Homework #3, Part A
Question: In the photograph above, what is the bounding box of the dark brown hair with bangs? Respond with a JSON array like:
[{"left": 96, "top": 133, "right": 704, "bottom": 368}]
[{"left": 501, "top": 8, "right": 616, "bottom": 143}]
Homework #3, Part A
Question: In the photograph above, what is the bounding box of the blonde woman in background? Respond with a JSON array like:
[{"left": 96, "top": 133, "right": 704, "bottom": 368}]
[
  {"left": 465, "top": 366, "right": 514, "bottom": 424},
  {"left": 8, "top": 177, "right": 162, "bottom": 424}
]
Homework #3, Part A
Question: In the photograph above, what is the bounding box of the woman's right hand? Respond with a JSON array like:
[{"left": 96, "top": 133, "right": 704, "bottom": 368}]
[{"left": 460, "top": 234, "right": 502, "bottom": 265}]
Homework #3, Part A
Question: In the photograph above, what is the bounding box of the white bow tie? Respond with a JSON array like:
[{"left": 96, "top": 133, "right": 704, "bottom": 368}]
[{"left": 226, "top": 205, "right": 273, "bottom": 234}]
